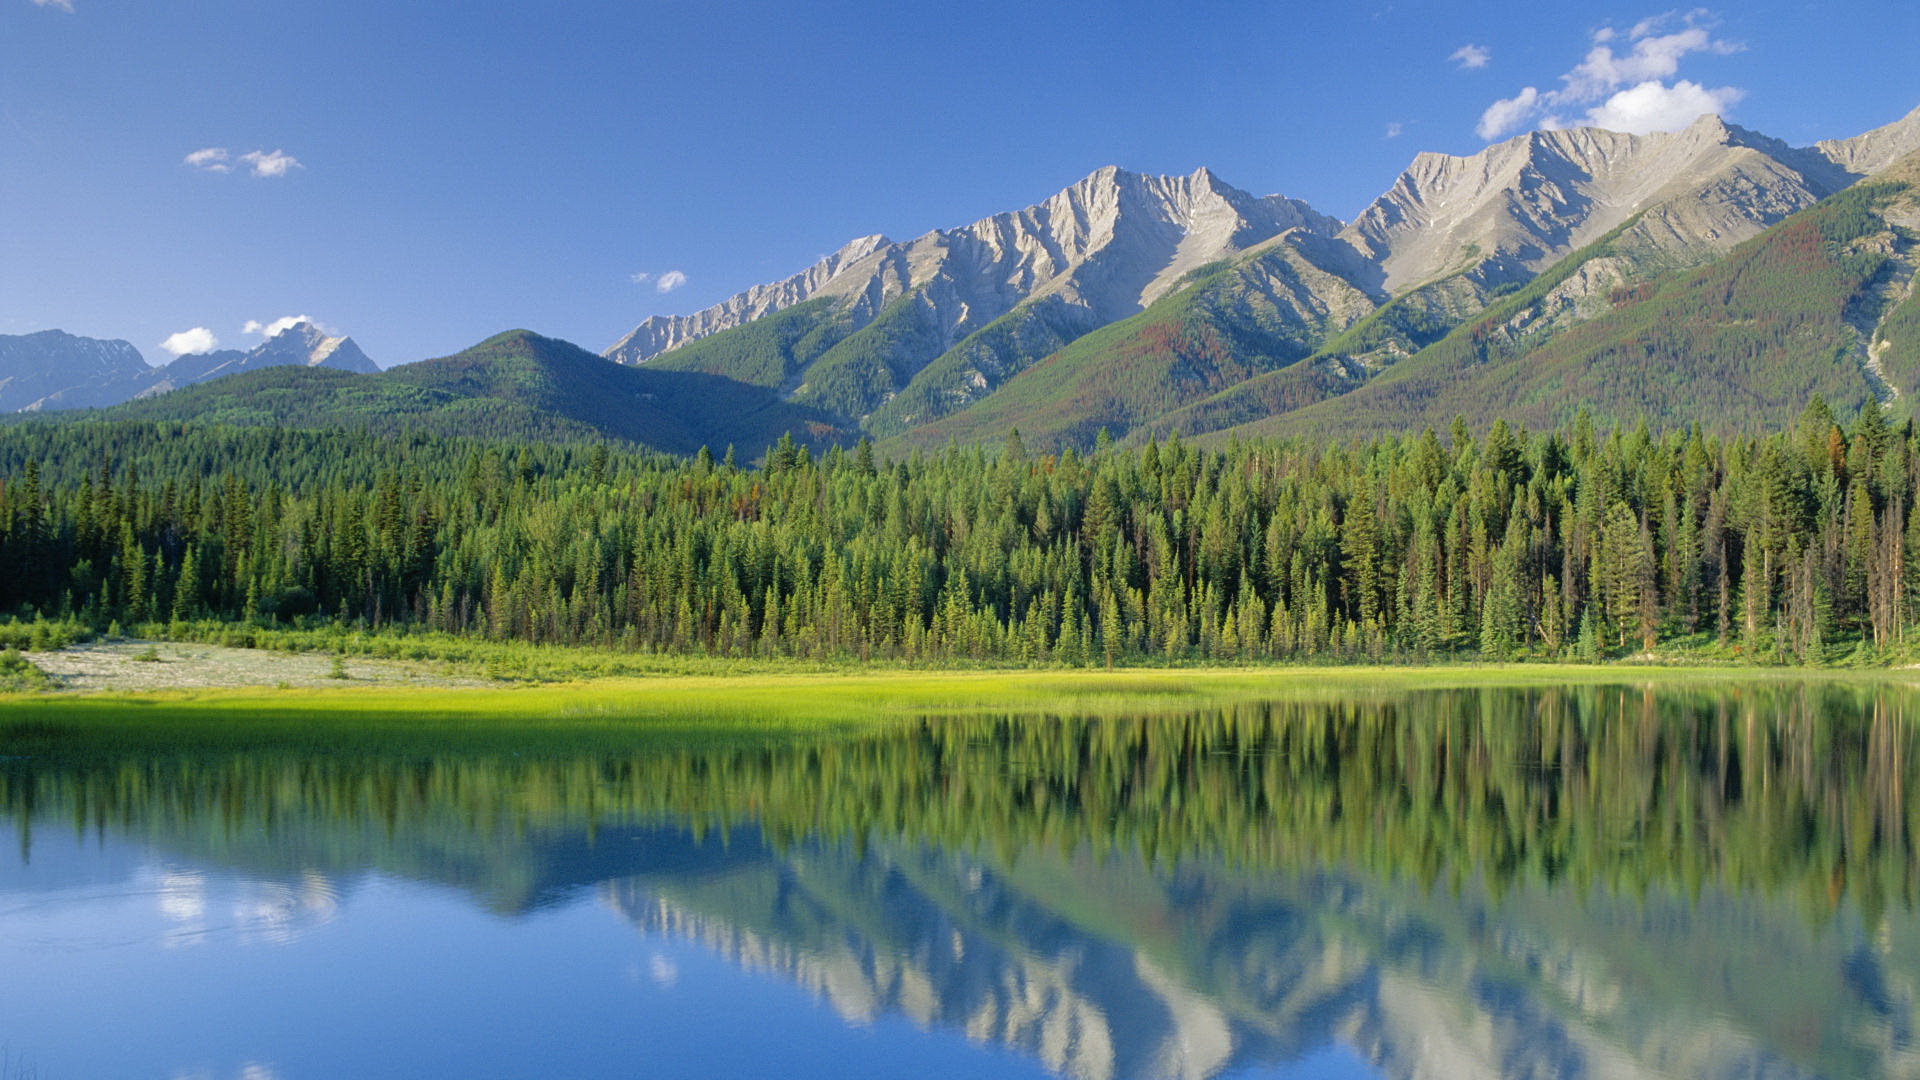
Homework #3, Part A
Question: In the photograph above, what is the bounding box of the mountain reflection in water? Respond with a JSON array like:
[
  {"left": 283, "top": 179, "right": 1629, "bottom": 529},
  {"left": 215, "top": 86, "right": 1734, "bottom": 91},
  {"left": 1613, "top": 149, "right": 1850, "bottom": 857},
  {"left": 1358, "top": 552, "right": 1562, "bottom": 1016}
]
[{"left": 3, "top": 681, "right": 1918, "bottom": 1079}]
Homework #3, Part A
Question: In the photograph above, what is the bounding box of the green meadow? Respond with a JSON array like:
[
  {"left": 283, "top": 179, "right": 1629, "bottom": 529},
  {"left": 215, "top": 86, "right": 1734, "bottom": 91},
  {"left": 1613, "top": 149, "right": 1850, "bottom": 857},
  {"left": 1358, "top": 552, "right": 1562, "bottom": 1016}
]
[{"left": 5, "top": 663, "right": 1912, "bottom": 745}]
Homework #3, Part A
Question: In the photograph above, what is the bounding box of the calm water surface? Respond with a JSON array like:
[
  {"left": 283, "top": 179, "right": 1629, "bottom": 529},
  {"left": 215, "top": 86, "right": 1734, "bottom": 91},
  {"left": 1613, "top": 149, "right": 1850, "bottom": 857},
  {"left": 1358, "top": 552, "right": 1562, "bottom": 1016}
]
[{"left": 2, "top": 682, "right": 1917, "bottom": 1079}]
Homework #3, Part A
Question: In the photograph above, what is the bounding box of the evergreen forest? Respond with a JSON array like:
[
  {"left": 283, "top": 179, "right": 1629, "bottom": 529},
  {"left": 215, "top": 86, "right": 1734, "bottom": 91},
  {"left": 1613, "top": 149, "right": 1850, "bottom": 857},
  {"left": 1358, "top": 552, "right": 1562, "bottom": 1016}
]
[{"left": 3, "top": 396, "right": 1920, "bottom": 667}]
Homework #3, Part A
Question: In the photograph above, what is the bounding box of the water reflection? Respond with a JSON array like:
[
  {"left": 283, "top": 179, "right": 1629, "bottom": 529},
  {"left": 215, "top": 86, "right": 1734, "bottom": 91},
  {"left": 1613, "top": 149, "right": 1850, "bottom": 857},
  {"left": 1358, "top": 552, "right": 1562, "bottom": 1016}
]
[{"left": 3, "top": 681, "right": 1918, "bottom": 1079}]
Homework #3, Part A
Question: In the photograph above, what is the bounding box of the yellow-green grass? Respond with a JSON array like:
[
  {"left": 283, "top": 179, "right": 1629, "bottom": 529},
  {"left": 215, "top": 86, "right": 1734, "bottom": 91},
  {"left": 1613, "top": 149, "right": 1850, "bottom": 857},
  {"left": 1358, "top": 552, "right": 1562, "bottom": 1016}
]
[{"left": 5, "top": 663, "right": 1913, "bottom": 740}]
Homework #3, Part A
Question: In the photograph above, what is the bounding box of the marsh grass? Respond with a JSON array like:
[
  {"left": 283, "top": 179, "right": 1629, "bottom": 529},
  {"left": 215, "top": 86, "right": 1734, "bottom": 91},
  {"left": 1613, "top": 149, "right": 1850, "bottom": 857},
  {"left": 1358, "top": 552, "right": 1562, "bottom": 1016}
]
[{"left": 3, "top": 664, "right": 1906, "bottom": 761}]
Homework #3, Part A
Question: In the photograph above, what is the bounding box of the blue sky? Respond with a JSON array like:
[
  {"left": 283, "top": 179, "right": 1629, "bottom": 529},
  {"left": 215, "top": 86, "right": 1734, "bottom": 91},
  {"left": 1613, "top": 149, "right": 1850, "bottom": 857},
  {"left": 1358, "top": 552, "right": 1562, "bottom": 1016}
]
[{"left": 2, "top": 1, "right": 1915, "bottom": 367}]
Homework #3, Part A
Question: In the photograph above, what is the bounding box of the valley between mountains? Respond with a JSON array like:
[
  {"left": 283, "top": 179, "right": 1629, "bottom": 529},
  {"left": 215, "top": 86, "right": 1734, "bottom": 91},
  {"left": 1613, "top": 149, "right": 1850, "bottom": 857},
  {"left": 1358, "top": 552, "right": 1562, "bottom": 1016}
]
[{"left": 9, "top": 104, "right": 1920, "bottom": 457}]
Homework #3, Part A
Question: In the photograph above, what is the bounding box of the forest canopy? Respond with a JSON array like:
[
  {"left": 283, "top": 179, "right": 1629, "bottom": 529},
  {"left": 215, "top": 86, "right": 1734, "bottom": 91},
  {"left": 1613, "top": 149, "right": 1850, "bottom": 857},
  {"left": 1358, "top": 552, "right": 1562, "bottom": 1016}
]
[{"left": 0, "top": 399, "right": 1914, "bottom": 666}]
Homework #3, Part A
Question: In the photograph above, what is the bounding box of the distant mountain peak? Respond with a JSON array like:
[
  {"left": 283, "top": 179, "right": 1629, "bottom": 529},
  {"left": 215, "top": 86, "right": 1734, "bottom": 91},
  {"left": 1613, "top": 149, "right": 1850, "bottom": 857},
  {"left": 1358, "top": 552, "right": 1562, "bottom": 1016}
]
[
  {"left": 248, "top": 320, "right": 377, "bottom": 373},
  {"left": 0, "top": 330, "right": 152, "bottom": 412}
]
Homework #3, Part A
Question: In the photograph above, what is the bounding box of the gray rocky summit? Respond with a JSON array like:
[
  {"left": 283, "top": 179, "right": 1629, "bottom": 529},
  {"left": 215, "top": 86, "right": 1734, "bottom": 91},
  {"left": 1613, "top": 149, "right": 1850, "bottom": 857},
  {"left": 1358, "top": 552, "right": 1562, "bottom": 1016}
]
[{"left": 606, "top": 165, "right": 1342, "bottom": 368}]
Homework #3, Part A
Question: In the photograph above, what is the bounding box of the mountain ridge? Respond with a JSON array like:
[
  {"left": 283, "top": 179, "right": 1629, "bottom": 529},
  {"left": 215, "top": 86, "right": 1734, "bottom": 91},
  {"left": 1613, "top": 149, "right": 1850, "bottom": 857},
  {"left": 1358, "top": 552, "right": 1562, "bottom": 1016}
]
[
  {"left": 13, "top": 103, "right": 1920, "bottom": 452},
  {"left": 611, "top": 107, "right": 1920, "bottom": 373},
  {"left": 2, "top": 319, "right": 380, "bottom": 414},
  {"left": 86, "top": 328, "right": 844, "bottom": 455},
  {"left": 598, "top": 103, "right": 1918, "bottom": 452},
  {"left": 607, "top": 165, "right": 1346, "bottom": 369}
]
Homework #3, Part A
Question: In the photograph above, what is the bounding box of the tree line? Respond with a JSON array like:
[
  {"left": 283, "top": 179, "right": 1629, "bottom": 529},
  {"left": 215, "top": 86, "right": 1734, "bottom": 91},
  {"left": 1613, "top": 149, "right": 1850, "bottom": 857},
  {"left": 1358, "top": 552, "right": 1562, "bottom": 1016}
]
[{"left": 1, "top": 398, "right": 1918, "bottom": 665}]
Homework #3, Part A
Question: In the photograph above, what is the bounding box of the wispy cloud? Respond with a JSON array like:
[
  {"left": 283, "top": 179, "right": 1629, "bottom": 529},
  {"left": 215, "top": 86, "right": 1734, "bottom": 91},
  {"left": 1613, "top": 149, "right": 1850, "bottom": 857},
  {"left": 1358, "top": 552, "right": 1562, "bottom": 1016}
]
[
  {"left": 242, "top": 314, "right": 320, "bottom": 337},
  {"left": 655, "top": 270, "right": 687, "bottom": 294},
  {"left": 1477, "top": 88, "right": 1540, "bottom": 140},
  {"left": 1449, "top": 44, "right": 1490, "bottom": 70},
  {"left": 187, "top": 146, "right": 304, "bottom": 178},
  {"left": 1384, "top": 121, "right": 1405, "bottom": 139},
  {"left": 29, "top": 0, "right": 75, "bottom": 12},
  {"left": 629, "top": 271, "right": 653, "bottom": 286},
  {"left": 239, "top": 149, "right": 302, "bottom": 178},
  {"left": 184, "top": 147, "right": 232, "bottom": 173},
  {"left": 159, "top": 327, "right": 219, "bottom": 356},
  {"left": 1474, "top": 10, "right": 1744, "bottom": 140}
]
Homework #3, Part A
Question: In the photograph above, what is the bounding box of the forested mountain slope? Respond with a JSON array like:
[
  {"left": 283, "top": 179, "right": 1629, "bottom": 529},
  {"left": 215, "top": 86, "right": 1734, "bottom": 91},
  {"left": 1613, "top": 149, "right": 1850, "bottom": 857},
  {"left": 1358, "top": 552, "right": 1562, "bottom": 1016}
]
[
  {"left": 1202, "top": 153, "right": 1920, "bottom": 441},
  {"left": 90, "top": 330, "right": 844, "bottom": 455},
  {"left": 875, "top": 235, "right": 1375, "bottom": 453}
]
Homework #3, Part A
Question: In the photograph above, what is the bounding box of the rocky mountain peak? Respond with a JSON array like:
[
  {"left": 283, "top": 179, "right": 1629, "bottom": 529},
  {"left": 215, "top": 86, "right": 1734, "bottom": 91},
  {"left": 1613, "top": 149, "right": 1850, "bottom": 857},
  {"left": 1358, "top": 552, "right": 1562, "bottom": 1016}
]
[
  {"left": 249, "top": 321, "right": 377, "bottom": 373},
  {"left": 606, "top": 166, "right": 1341, "bottom": 368},
  {"left": 1341, "top": 114, "right": 1855, "bottom": 293},
  {"left": 1817, "top": 103, "right": 1920, "bottom": 178}
]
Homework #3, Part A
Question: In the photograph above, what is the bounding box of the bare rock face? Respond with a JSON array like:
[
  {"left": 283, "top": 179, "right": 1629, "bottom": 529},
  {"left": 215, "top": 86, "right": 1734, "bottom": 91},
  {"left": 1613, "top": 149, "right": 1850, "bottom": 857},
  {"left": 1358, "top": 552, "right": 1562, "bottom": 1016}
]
[
  {"left": 604, "top": 166, "right": 1346, "bottom": 368},
  {"left": 1816, "top": 104, "right": 1920, "bottom": 179},
  {"left": 1339, "top": 114, "right": 1844, "bottom": 296},
  {"left": 605, "top": 234, "right": 890, "bottom": 363}
]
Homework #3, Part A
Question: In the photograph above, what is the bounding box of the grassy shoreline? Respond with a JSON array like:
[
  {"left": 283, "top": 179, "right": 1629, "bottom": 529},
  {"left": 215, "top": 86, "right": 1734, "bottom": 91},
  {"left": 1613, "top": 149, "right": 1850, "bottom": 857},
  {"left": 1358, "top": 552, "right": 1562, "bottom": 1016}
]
[{"left": 5, "top": 662, "right": 1916, "bottom": 732}]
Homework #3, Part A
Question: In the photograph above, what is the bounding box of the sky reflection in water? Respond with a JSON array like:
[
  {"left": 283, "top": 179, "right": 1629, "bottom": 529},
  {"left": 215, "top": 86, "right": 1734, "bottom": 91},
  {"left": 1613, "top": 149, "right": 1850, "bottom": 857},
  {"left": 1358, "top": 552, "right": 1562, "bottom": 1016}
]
[{"left": 1, "top": 681, "right": 1915, "bottom": 1079}]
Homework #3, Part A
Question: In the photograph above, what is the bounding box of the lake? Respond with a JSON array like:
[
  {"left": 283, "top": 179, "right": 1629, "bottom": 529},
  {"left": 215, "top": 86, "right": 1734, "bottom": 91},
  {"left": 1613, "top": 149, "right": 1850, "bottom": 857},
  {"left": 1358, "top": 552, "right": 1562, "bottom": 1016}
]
[{"left": 2, "top": 679, "right": 1916, "bottom": 1079}]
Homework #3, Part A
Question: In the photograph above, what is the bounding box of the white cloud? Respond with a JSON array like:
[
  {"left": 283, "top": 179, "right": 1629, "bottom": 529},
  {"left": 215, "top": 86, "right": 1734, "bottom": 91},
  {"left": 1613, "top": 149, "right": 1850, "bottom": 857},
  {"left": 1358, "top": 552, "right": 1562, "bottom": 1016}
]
[
  {"left": 30, "top": 0, "right": 75, "bottom": 11},
  {"left": 655, "top": 270, "right": 687, "bottom": 294},
  {"left": 1630, "top": 11, "right": 1680, "bottom": 39},
  {"left": 1449, "top": 44, "right": 1490, "bottom": 70},
  {"left": 239, "top": 149, "right": 302, "bottom": 178},
  {"left": 184, "top": 147, "right": 232, "bottom": 173},
  {"left": 1473, "top": 10, "right": 1742, "bottom": 140},
  {"left": 159, "top": 327, "right": 219, "bottom": 356},
  {"left": 1557, "top": 26, "right": 1728, "bottom": 102},
  {"left": 242, "top": 314, "right": 317, "bottom": 337},
  {"left": 649, "top": 953, "right": 679, "bottom": 988},
  {"left": 1477, "top": 87, "right": 1540, "bottom": 140},
  {"left": 629, "top": 271, "right": 652, "bottom": 285},
  {"left": 1583, "top": 78, "right": 1744, "bottom": 134},
  {"left": 1384, "top": 121, "right": 1404, "bottom": 139},
  {"left": 185, "top": 146, "right": 304, "bottom": 178}
]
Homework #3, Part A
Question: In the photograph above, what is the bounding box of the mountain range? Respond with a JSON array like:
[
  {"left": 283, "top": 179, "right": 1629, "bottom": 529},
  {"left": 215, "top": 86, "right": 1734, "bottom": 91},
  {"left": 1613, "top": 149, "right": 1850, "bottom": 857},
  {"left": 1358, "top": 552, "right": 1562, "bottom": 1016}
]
[
  {"left": 99, "top": 329, "right": 844, "bottom": 454},
  {"left": 11, "top": 103, "right": 1920, "bottom": 454},
  {"left": 604, "top": 103, "right": 1920, "bottom": 453},
  {"left": 0, "top": 320, "right": 376, "bottom": 413}
]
